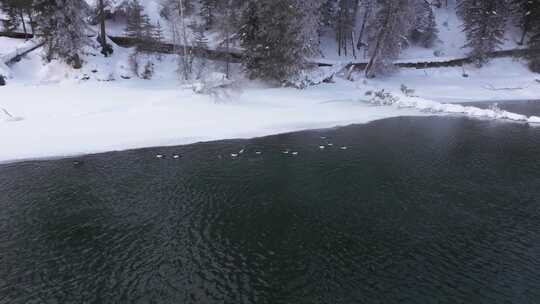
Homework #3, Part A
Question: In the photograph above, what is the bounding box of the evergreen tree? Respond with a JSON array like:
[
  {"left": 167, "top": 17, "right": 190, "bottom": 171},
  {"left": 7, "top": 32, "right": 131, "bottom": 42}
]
[
  {"left": 154, "top": 20, "right": 164, "bottom": 43},
  {"left": 509, "top": 0, "right": 536, "bottom": 45},
  {"left": 33, "top": 0, "right": 89, "bottom": 67},
  {"left": 239, "top": 0, "right": 322, "bottom": 83},
  {"left": 336, "top": 0, "right": 359, "bottom": 57},
  {"left": 410, "top": 0, "right": 439, "bottom": 48},
  {"left": 214, "top": 0, "right": 237, "bottom": 79},
  {"left": 457, "top": 0, "right": 508, "bottom": 66},
  {"left": 0, "top": 0, "right": 33, "bottom": 38},
  {"left": 320, "top": 0, "right": 338, "bottom": 28},
  {"left": 125, "top": 0, "right": 145, "bottom": 41},
  {"left": 190, "top": 21, "right": 209, "bottom": 79},
  {"left": 200, "top": 0, "right": 217, "bottom": 29},
  {"left": 526, "top": 0, "right": 540, "bottom": 72},
  {"left": 125, "top": 0, "right": 154, "bottom": 51},
  {"left": 356, "top": 0, "right": 376, "bottom": 51},
  {"left": 0, "top": 2, "right": 21, "bottom": 33},
  {"left": 96, "top": 0, "right": 113, "bottom": 56},
  {"left": 365, "top": 0, "right": 415, "bottom": 78}
]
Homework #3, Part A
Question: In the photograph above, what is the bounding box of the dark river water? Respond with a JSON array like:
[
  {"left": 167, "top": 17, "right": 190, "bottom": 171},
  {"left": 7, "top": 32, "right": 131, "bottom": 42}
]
[{"left": 1, "top": 102, "right": 540, "bottom": 303}]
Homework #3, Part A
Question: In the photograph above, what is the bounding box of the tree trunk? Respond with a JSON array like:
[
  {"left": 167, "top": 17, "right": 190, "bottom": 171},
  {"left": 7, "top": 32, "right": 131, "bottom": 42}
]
[
  {"left": 98, "top": 0, "right": 113, "bottom": 56},
  {"left": 365, "top": 7, "right": 392, "bottom": 78},
  {"left": 26, "top": 10, "right": 34, "bottom": 35},
  {"left": 18, "top": 10, "right": 28, "bottom": 40},
  {"left": 225, "top": 2, "right": 231, "bottom": 79},
  {"left": 356, "top": 8, "right": 370, "bottom": 50},
  {"left": 519, "top": 17, "right": 530, "bottom": 46}
]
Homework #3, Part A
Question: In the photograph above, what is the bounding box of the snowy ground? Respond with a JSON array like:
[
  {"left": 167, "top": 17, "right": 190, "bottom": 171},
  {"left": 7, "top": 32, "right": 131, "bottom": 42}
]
[
  {"left": 368, "top": 58, "right": 540, "bottom": 103},
  {"left": 1, "top": 34, "right": 540, "bottom": 164},
  {"left": 0, "top": 80, "right": 427, "bottom": 163}
]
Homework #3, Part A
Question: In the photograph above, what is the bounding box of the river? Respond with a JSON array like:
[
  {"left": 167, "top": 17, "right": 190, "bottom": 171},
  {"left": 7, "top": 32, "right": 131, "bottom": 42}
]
[{"left": 1, "top": 101, "right": 540, "bottom": 303}]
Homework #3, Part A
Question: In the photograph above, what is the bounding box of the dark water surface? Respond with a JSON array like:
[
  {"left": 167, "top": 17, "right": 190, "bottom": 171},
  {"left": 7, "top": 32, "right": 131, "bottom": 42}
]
[{"left": 1, "top": 114, "right": 540, "bottom": 303}]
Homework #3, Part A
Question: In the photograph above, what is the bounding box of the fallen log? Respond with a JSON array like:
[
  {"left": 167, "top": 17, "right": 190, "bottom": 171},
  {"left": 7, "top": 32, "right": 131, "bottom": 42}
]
[
  {"left": 2, "top": 31, "right": 539, "bottom": 72},
  {"left": 0, "top": 31, "right": 34, "bottom": 39},
  {"left": 3, "top": 42, "right": 45, "bottom": 65},
  {"left": 337, "top": 48, "right": 540, "bottom": 71},
  {"left": 108, "top": 36, "right": 244, "bottom": 63}
]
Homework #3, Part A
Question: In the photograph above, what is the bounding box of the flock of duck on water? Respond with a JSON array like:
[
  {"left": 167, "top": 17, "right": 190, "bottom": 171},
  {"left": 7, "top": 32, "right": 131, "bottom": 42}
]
[{"left": 153, "top": 136, "right": 349, "bottom": 160}]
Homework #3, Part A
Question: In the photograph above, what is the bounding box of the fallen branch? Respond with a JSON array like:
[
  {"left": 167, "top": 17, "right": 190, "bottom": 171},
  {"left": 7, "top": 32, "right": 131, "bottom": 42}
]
[
  {"left": 3, "top": 42, "right": 45, "bottom": 65},
  {"left": 1, "top": 107, "right": 14, "bottom": 118}
]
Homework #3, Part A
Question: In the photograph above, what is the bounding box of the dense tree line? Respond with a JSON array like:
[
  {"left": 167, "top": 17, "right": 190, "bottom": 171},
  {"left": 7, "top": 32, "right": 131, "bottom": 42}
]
[{"left": 0, "top": 0, "right": 539, "bottom": 82}]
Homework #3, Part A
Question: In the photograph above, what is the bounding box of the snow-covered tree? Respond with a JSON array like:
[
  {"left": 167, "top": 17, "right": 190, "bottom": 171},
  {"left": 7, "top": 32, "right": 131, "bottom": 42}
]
[
  {"left": 240, "top": 0, "right": 323, "bottom": 84},
  {"left": 410, "top": 0, "right": 439, "bottom": 48},
  {"left": 365, "top": 0, "right": 415, "bottom": 78},
  {"left": 509, "top": 0, "right": 536, "bottom": 45},
  {"left": 0, "top": 0, "right": 34, "bottom": 38},
  {"left": 457, "top": 0, "right": 508, "bottom": 66},
  {"left": 125, "top": 0, "right": 145, "bottom": 41},
  {"left": 125, "top": 0, "right": 155, "bottom": 51},
  {"left": 356, "top": 0, "right": 376, "bottom": 51},
  {"left": 95, "top": 0, "right": 113, "bottom": 56},
  {"left": 199, "top": 0, "right": 217, "bottom": 29},
  {"left": 33, "top": 0, "right": 90, "bottom": 67},
  {"left": 161, "top": 0, "right": 193, "bottom": 80},
  {"left": 525, "top": 0, "right": 540, "bottom": 72},
  {"left": 336, "top": 0, "right": 360, "bottom": 57}
]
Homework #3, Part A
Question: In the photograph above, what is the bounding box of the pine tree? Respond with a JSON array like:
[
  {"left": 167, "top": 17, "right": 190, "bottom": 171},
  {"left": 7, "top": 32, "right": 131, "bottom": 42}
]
[
  {"left": 125, "top": 0, "right": 145, "bottom": 41},
  {"left": 526, "top": 0, "right": 540, "bottom": 72},
  {"left": 240, "top": 0, "right": 322, "bottom": 84},
  {"left": 0, "top": 3, "right": 21, "bottom": 33},
  {"left": 457, "top": 0, "right": 508, "bottom": 66},
  {"left": 125, "top": 0, "right": 154, "bottom": 51},
  {"left": 97, "top": 0, "right": 113, "bottom": 56},
  {"left": 33, "top": 0, "right": 89, "bottom": 67},
  {"left": 0, "top": 0, "right": 33, "bottom": 38},
  {"left": 191, "top": 22, "right": 209, "bottom": 50},
  {"left": 190, "top": 21, "right": 209, "bottom": 79},
  {"left": 365, "top": 0, "right": 415, "bottom": 78},
  {"left": 356, "top": 0, "right": 376, "bottom": 51},
  {"left": 200, "top": 0, "right": 217, "bottom": 29},
  {"left": 154, "top": 20, "right": 164, "bottom": 43},
  {"left": 509, "top": 0, "right": 535, "bottom": 45},
  {"left": 336, "top": 0, "right": 359, "bottom": 57},
  {"left": 321, "top": 0, "right": 338, "bottom": 28},
  {"left": 214, "top": 0, "right": 236, "bottom": 79},
  {"left": 410, "top": 0, "right": 439, "bottom": 48}
]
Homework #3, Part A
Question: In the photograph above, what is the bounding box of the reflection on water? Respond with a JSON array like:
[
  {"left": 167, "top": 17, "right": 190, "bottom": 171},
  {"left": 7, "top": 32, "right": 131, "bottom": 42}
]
[{"left": 1, "top": 115, "right": 540, "bottom": 303}]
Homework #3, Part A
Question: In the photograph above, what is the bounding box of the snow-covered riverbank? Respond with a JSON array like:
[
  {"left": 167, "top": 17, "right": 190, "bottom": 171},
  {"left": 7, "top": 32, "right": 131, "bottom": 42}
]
[
  {"left": 1, "top": 37, "right": 540, "bottom": 164},
  {"left": 1, "top": 74, "right": 540, "bottom": 164},
  {"left": 0, "top": 80, "right": 421, "bottom": 163}
]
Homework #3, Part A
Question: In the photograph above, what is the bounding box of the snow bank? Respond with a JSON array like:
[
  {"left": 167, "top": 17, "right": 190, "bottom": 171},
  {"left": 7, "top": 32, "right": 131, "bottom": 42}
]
[
  {"left": 366, "top": 58, "right": 540, "bottom": 103},
  {"left": 0, "top": 61, "right": 9, "bottom": 78},
  {"left": 0, "top": 80, "right": 426, "bottom": 164},
  {"left": 390, "top": 95, "right": 540, "bottom": 125}
]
